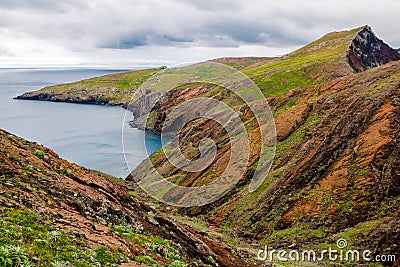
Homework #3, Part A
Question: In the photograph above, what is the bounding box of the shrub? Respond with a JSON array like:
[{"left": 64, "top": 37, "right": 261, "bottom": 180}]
[
  {"left": 0, "top": 245, "right": 32, "bottom": 267},
  {"left": 134, "top": 255, "right": 156, "bottom": 265},
  {"left": 21, "top": 165, "right": 35, "bottom": 172},
  {"left": 59, "top": 168, "right": 68, "bottom": 175},
  {"left": 9, "top": 156, "right": 19, "bottom": 162},
  {"left": 34, "top": 150, "right": 46, "bottom": 158},
  {"left": 168, "top": 260, "right": 189, "bottom": 267}
]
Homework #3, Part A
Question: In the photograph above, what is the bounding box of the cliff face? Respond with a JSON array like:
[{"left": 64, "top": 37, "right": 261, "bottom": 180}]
[
  {"left": 0, "top": 129, "right": 252, "bottom": 266},
  {"left": 347, "top": 26, "right": 400, "bottom": 72}
]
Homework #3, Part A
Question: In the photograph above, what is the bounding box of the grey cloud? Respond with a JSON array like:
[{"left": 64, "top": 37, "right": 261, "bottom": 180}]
[
  {"left": 201, "top": 19, "right": 307, "bottom": 47},
  {"left": 100, "top": 32, "right": 194, "bottom": 49},
  {"left": 0, "top": 0, "right": 399, "bottom": 67},
  {"left": 101, "top": 38, "right": 147, "bottom": 49},
  {"left": 176, "top": 0, "right": 245, "bottom": 11},
  {"left": 0, "top": 0, "right": 87, "bottom": 12},
  {"left": 0, "top": 48, "right": 12, "bottom": 56}
]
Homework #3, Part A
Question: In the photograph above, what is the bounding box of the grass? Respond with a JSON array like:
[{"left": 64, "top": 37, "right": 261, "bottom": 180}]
[
  {"left": 309, "top": 218, "right": 389, "bottom": 266},
  {"left": 34, "top": 150, "right": 46, "bottom": 158},
  {"left": 111, "top": 225, "right": 188, "bottom": 266},
  {"left": 26, "top": 67, "right": 162, "bottom": 106},
  {"left": 0, "top": 208, "right": 128, "bottom": 267},
  {"left": 58, "top": 168, "right": 68, "bottom": 175},
  {"left": 241, "top": 27, "right": 362, "bottom": 97},
  {"left": 0, "top": 206, "right": 189, "bottom": 266},
  {"left": 262, "top": 225, "right": 329, "bottom": 245},
  {"left": 21, "top": 165, "right": 35, "bottom": 172},
  {"left": 275, "top": 113, "right": 320, "bottom": 162}
]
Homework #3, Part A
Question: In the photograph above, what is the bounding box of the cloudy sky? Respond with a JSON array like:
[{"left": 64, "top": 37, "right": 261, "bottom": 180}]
[{"left": 0, "top": 0, "right": 399, "bottom": 68}]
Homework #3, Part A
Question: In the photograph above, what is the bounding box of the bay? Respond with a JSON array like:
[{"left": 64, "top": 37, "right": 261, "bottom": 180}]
[{"left": 0, "top": 68, "right": 161, "bottom": 178}]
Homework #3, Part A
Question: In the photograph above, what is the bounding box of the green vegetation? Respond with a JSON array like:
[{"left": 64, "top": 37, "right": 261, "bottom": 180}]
[
  {"left": 0, "top": 208, "right": 128, "bottom": 266},
  {"left": 24, "top": 67, "right": 162, "bottom": 106},
  {"left": 59, "top": 168, "right": 68, "bottom": 175},
  {"left": 241, "top": 27, "right": 362, "bottom": 97},
  {"left": 34, "top": 150, "right": 46, "bottom": 158},
  {"left": 275, "top": 113, "right": 320, "bottom": 161},
  {"left": 147, "top": 211, "right": 156, "bottom": 219},
  {"left": 21, "top": 165, "right": 35, "bottom": 172},
  {"left": 263, "top": 225, "right": 329, "bottom": 245},
  {"left": 9, "top": 156, "right": 20, "bottom": 162},
  {"left": 0, "top": 245, "right": 31, "bottom": 267},
  {"left": 211, "top": 57, "right": 272, "bottom": 70},
  {"left": 205, "top": 255, "right": 218, "bottom": 266},
  {"left": 111, "top": 225, "right": 188, "bottom": 266},
  {"left": 134, "top": 255, "right": 156, "bottom": 265},
  {"left": 310, "top": 218, "right": 388, "bottom": 266}
]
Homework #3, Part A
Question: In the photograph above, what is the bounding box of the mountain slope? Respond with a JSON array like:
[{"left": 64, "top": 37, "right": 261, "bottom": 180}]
[
  {"left": 0, "top": 129, "right": 253, "bottom": 266},
  {"left": 13, "top": 25, "right": 400, "bottom": 266},
  {"left": 128, "top": 60, "right": 400, "bottom": 261},
  {"left": 125, "top": 26, "right": 400, "bottom": 266}
]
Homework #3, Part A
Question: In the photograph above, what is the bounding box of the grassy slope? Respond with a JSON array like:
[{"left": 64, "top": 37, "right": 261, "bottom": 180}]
[
  {"left": 242, "top": 27, "right": 362, "bottom": 98},
  {"left": 17, "top": 68, "right": 163, "bottom": 107}
]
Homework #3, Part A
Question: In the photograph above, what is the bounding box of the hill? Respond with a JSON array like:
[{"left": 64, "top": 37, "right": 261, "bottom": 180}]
[
  {"left": 0, "top": 129, "right": 252, "bottom": 266},
  {"left": 127, "top": 26, "right": 400, "bottom": 266},
  {"left": 14, "top": 25, "right": 400, "bottom": 266}
]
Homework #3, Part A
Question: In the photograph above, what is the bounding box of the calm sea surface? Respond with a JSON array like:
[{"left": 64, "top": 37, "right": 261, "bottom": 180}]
[{"left": 0, "top": 68, "right": 162, "bottom": 178}]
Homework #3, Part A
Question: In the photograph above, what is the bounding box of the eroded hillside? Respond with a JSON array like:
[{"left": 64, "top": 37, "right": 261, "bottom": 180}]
[
  {"left": 0, "top": 129, "right": 254, "bottom": 266},
  {"left": 126, "top": 26, "right": 400, "bottom": 266}
]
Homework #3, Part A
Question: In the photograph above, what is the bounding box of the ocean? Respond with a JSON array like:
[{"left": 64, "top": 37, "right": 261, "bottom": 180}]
[{"left": 0, "top": 68, "right": 162, "bottom": 178}]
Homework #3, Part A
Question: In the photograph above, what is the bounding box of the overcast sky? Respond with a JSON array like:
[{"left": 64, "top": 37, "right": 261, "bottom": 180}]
[{"left": 0, "top": 0, "right": 399, "bottom": 68}]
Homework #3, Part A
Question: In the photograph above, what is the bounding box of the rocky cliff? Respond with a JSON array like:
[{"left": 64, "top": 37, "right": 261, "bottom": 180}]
[{"left": 347, "top": 26, "right": 400, "bottom": 72}]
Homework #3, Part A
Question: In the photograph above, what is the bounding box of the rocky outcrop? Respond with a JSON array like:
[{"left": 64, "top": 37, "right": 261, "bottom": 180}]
[
  {"left": 127, "top": 89, "right": 165, "bottom": 131},
  {"left": 347, "top": 26, "right": 400, "bottom": 72},
  {"left": 14, "top": 92, "right": 120, "bottom": 106},
  {"left": 128, "top": 83, "right": 215, "bottom": 133}
]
